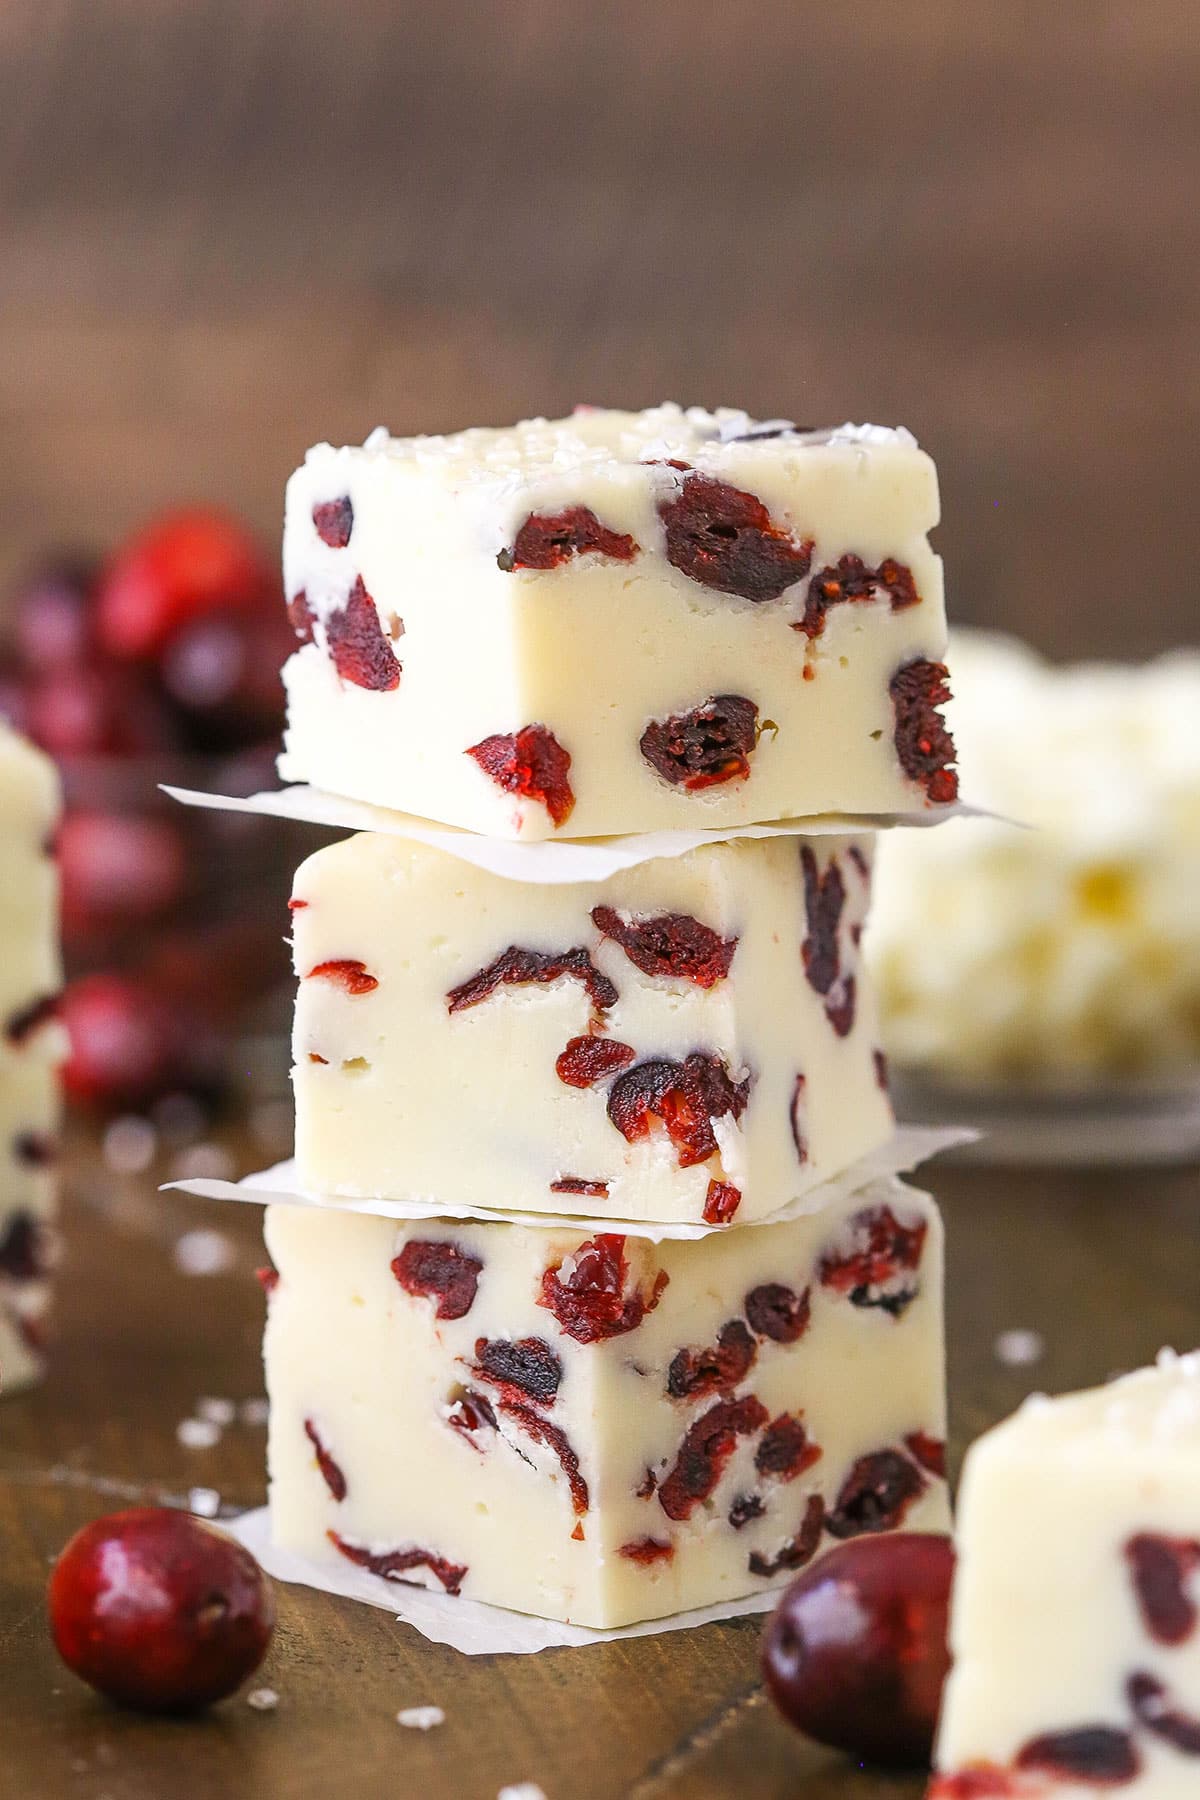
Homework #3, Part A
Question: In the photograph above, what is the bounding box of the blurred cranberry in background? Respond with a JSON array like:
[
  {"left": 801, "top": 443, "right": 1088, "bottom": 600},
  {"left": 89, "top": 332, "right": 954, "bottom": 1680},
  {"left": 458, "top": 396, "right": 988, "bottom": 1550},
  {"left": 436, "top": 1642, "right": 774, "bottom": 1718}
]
[
  {"left": 161, "top": 607, "right": 294, "bottom": 751},
  {"left": 58, "top": 812, "right": 189, "bottom": 946},
  {"left": 60, "top": 974, "right": 203, "bottom": 1110},
  {"left": 95, "top": 509, "right": 275, "bottom": 661},
  {"left": 12, "top": 562, "right": 95, "bottom": 671},
  {"left": 25, "top": 663, "right": 183, "bottom": 759}
]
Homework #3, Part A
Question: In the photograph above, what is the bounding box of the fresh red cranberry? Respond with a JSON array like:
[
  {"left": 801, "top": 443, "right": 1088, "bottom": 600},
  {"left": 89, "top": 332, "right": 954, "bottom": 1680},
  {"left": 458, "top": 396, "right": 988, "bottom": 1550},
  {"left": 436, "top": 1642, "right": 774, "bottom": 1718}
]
[
  {"left": 539, "top": 1234, "right": 668, "bottom": 1344},
  {"left": 590, "top": 906, "right": 737, "bottom": 987},
  {"left": 549, "top": 1176, "right": 609, "bottom": 1196},
  {"left": 472, "top": 1336, "right": 562, "bottom": 1407},
  {"left": 555, "top": 1035, "right": 635, "bottom": 1087},
  {"left": 499, "top": 507, "right": 638, "bottom": 571},
  {"left": 466, "top": 724, "right": 575, "bottom": 828},
  {"left": 607, "top": 1053, "right": 752, "bottom": 1168},
  {"left": 640, "top": 694, "right": 759, "bottom": 790},
  {"left": 58, "top": 811, "right": 188, "bottom": 944},
  {"left": 761, "top": 1532, "right": 953, "bottom": 1767},
  {"left": 494, "top": 1400, "right": 589, "bottom": 1514},
  {"left": 313, "top": 497, "right": 354, "bottom": 549},
  {"left": 657, "top": 468, "right": 812, "bottom": 601},
  {"left": 667, "top": 1319, "right": 757, "bottom": 1401},
  {"left": 96, "top": 510, "right": 274, "bottom": 661},
  {"left": 890, "top": 659, "right": 959, "bottom": 804},
  {"left": 303, "top": 1419, "right": 347, "bottom": 1501},
  {"left": 790, "top": 1073, "right": 808, "bottom": 1165},
  {"left": 796, "top": 555, "right": 920, "bottom": 641},
  {"left": 11, "top": 562, "right": 96, "bottom": 669},
  {"left": 826, "top": 1448, "right": 926, "bottom": 1539},
  {"left": 749, "top": 1493, "right": 825, "bottom": 1578},
  {"left": 286, "top": 590, "right": 315, "bottom": 643},
  {"left": 818, "top": 1204, "right": 928, "bottom": 1318},
  {"left": 325, "top": 577, "right": 401, "bottom": 691},
  {"left": 658, "top": 1396, "right": 769, "bottom": 1521},
  {"left": 1016, "top": 1728, "right": 1140, "bottom": 1783},
  {"left": 159, "top": 608, "right": 291, "bottom": 749},
  {"left": 391, "top": 1240, "right": 482, "bottom": 1320},
  {"left": 59, "top": 975, "right": 182, "bottom": 1109},
  {"left": 618, "top": 1537, "right": 674, "bottom": 1565},
  {"left": 755, "top": 1414, "right": 821, "bottom": 1482},
  {"left": 47, "top": 1507, "right": 274, "bottom": 1713},
  {"left": 25, "top": 663, "right": 182, "bottom": 758},
  {"left": 305, "top": 958, "right": 379, "bottom": 995},
  {"left": 1124, "top": 1533, "right": 1200, "bottom": 1645},
  {"left": 1128, "top": 1671, "right": 1200, "bottom": 1756},
  {"left": 447, "top": 945, "right": 616, "bottom": 1015},
  {"left": 328, "top": 1532, "right": 466, "bottom": 1595},
  {"left": 745, "top": 1283, "right": 811, "bottom": 1345},
  {"left": 703, "top": 1179, "right": 741, "bottom": 1224}
]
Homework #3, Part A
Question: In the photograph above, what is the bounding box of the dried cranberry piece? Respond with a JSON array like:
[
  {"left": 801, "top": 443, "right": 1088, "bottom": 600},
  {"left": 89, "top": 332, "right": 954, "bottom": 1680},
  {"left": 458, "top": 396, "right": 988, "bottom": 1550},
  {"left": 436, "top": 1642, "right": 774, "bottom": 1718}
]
[
  {"left": 640, "top": 694, "right": 759, "bottom": 791},
  {"left": 904, "top": 1432, "right": 947, "bottom": 1480},
  {"left": 447, "top": 945, "right": 615, "bottom": 1015},
  {"left": 4, "top": 993, "right": 60, "bottom": 1046},
  {"left": 619, "top": 1536, "right": 674, "bottom": 1565},
  {"left": 667, "top": 1319, "right": 757, "bottom": 1401},
  {"left": 549, "top": 1177, "right": 609, "bottom": 1197},
  {"left": 818, "top": 1204, "right": 927, "bottom": 1318},
  {"left": 1124, "top": 1532, "right": 1200, "bottom": 1645},
  {"left": 539, "top": 1234, "right": 668, "bottom": 1344},
  {"left": 286, "top": 589, "right": 315, "bottom": 643},
  {"left": 555, "top": 1035, "right": 635, "bottom": 1088},
  {"left": 1016, "top": 1728, "right": 1140, "bottom": 1784},
  {"left": 445, "top": 1390, "right": 497, "bottom": 1445},
  {"left": 14, "top": 1133, "right": 58, "bottom": 1168},
  {"left": 391, "top": 1240, "right": 483, "bottom": 1321},
  {"left": 873, "top": 1048, "right": 890, "bottom": 1091},
  {"left": 749, "top": 1494, "right": 825, "bottom": 1578},
  {"left": 825, "top": 1449, "right": 925, "bottom": 1539},
  {"left": 499, "top": 507, "right": 638, "bottom": 571},
  {"left": 926, "top": 1773, "right": 1020, "bottom": 1798},
  {"left": 745, "top": 1283, "right": 811, "bottom": 1345},
  {"left": 473, "top": 1336, "right": 562, "bottom": 1408},
  {"left": 466, "top": 724, "right": 574, "bottom": 827},
  {"left": 497, "top": 1399, "right": 589, "bottom": 1514},
  {"left": 328, "top": 1532, "right": 467, "bottom": 1596},
  {"left": 890, "top": 658, "right": 958, "bottom": 804},
  {"left": 658, "top": 468, "right": 813, "bottom": 602},
  {"left": 800, "top": 846, "right": 856, "bottom": 1035},
  {"left": 590, "top": 906, "right": 737, "bottom": 988},
  {"left": 312, "top": 497, "right": 354, "bottom": 549},
  {"left": 796, "top": 555, "right": 920, "bottom": 641},
  {"left": 755, "top": 1414, "right": 822, "bottom": 1482},
  {"left": 255, "top": 1265, "right": 279, "bottom": 1295},
  {"left": 607, "top": 1053, "right": 751, "bottom": 1169},
  {"left": 0, "top": 1213, "right": 47, "bottom": 1282},
  {"left": 703, "top": 1180, "right": 741, "bottom": 1225},
  {"left": 790, "top": 1073, "right": 808, "bottom": 1166},
  {"left": 288, "top": 897, "right": 308, "bottom": 912},
  {"left": 303, "top": 1419, "right": 347, "bottom": 1502},
  {"left": 729, "top": 1493, "right": 766, "bottom": 1531},
  {"left": 305, "top": 958, "right": 379, "bottom": 996},
  {"left": 1128, "top": 1671, "right": 1200, "bottom": 1756},
  {"left": 325, "top": 576, "right": 401, "bottom": 691},
  {"left": 658, "top": 1395, "right": 769, "bottom": 1521}
]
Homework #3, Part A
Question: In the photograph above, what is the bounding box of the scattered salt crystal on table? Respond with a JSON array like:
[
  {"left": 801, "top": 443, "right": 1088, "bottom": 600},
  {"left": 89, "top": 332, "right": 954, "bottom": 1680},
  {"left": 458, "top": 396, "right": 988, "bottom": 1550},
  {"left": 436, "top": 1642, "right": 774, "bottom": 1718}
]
[
  {"left": 246, "top": 1688, "right": 279, "bottom": 1712},
  {"left": 994, "top": 1328, "right": 1045, "bottom": 1368},
  {"left": 173, "top": 1227, "right": 236, "bottom": 1277},
  {"left": 177, "top": 1418, "right": 221, "bottom": 1450},
  {"left": 187, "top": 1487, "right": 221, "bottom": 1518},
  {"left": 151, "top": 1092, "right": 209, "bottom": 1144},
  {"left": 498, "top": 1786, "right": 548, "bottom": 1800},
  {"left": 396, "top": 1706, "right": 445, "bottom": 1730},
  {"left": 102, "top": 1115, "right": 157, "bottom": 1174},
  {"left": 170, "top": 1143, "right": 236, "bottom": 1184},
  {"left": 196, "top": 1396, "right": 236, "bottom": 1427},
  {"left": 240, "top": 1397, "right": 270, "bottom": 1428}
]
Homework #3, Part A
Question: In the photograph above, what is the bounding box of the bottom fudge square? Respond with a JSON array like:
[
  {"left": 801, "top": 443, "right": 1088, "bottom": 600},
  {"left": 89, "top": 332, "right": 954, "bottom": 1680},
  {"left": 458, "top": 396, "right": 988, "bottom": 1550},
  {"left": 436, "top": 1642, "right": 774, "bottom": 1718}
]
[
  {"left": 263, "top": 1176, "right": 947, "bottom": 1629},
  {"left": 934, "top": 1351, "right": 1200, "bottom": 1798}
]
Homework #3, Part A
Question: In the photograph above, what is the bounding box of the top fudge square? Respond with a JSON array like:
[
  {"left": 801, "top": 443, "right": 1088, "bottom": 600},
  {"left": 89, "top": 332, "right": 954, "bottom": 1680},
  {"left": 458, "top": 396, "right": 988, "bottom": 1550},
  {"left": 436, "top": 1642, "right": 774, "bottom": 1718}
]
[{"left": 280, "top": 406, "right": 956, "bottom": 839}]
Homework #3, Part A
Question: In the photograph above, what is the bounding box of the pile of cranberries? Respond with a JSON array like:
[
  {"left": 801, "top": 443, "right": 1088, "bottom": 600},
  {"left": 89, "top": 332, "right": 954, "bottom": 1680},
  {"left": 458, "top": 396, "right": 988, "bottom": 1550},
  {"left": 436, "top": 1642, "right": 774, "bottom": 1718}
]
[{"left": 2, "top": 510, "right": 297, "bottom": 1109}]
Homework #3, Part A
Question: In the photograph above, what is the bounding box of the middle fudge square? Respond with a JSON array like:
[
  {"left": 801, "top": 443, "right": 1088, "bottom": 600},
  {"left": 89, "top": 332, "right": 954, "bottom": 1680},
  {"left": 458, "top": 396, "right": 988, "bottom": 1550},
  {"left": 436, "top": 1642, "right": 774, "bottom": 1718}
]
[
  {"left": 264, "top": 1175, "right": 947, "bottom": 1629},
  {"left": 290, "top": 830, "right": 893, "bottom": 1226}
]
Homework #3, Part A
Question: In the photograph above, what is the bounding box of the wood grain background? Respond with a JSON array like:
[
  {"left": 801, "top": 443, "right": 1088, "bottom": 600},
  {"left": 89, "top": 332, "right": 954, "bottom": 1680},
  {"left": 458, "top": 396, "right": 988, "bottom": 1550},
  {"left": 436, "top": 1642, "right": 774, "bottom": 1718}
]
[{"left": 1, "top": 0, "right": 1196, "bottom": 657}]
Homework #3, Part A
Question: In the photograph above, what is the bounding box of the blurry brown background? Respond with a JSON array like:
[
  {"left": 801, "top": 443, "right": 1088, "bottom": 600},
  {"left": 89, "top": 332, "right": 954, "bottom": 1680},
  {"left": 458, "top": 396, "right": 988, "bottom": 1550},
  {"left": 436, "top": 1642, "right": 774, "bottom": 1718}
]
[{"left": 1, "top": 0, "right": 1196, "bottom": 658}]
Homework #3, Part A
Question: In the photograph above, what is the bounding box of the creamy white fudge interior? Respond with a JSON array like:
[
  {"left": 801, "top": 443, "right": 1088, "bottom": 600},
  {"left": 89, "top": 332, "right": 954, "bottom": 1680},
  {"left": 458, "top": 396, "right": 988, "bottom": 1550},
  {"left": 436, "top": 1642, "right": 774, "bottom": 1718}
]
[
  {"left": 0, "top": 721, "right": 64, "bottom": 1393},
  {"left": 934, "top": 1351, "right": 1200, "bottom": 1798},
  {"left": 263, "top": 1173, "right": 947, "bottom": 1629},
  {"left": 279, "top": 406, "right": 957, "bottom": 839},
  {"left": 290, "top": 829, "right": 893, "bottom": 1226},
  {"left": 869, "top": 631, "right": 1200, "bottom": 1086}
]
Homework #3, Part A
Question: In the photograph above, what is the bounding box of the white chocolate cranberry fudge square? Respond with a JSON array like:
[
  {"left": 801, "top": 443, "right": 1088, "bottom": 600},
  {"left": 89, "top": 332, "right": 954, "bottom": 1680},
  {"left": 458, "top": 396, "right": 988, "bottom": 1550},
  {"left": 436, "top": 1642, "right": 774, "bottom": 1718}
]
[
  {"left": 262, "top": 1175, "right": 947, "bottom": 1629},
  {"left": 279, "top": 407, "right": 956, "bottom": 839},
  {"left": 289, "top": 829, "right": 892, "bottom": 1226},
  {"left": 0, "top": 721, "right": 63, "bottom": 1392},
  {"left": 933, "top": 1352, "right": 1200, "bottom": 1798}
]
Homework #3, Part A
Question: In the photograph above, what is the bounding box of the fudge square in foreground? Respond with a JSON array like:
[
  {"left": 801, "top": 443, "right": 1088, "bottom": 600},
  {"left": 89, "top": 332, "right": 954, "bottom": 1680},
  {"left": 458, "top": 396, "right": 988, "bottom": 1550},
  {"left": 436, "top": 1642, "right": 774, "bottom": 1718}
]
[
  {"left": 279, "top": 405, "right": 957, "bottom": 839},
  {"left": 0, "top": 721, "right": 63, "bottom": 1392},
  {"left": 263, "top": 1174, "right": 947, "bottom": 1629},
  {"left": 933, "top": 1351, "right": 1200, "bottom": 1798},
  {"left": 290, "top": 828, "right": 893, "bottom": 1226}
]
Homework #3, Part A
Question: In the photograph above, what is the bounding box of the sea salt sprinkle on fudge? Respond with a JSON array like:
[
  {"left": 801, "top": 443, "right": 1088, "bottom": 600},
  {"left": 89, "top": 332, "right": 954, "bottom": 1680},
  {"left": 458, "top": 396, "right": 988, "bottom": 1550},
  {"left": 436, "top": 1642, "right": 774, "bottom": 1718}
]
[
  {"left": 0, "top": 720, "right": 64, "bottom": 1392},
  {"left": 262, "top": 1174, "right": 946, "bottom": 1628},
  {"left": 279, "top": 406, "right": 957, "bottom": 838},
  {"left": 932, "top": 1351, "right": 1200, "bottom": 1798},
  {"left": 289, "top": 829, "right": 892, "bottom": 1226}
]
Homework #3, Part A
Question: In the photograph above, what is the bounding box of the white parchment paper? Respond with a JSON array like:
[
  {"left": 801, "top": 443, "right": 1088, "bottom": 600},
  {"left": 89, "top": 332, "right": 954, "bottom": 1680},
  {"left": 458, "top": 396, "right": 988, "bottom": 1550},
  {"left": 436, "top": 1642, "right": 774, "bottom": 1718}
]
[
  {"left": 164, "top": 1124, "right": 973, "bottom": 1242},
  {"left": 163, "top": 782, "right": 990, "bottom": 884},
  {"left": 226, "top": 1506, "right": 782, "bottom": 1654}
]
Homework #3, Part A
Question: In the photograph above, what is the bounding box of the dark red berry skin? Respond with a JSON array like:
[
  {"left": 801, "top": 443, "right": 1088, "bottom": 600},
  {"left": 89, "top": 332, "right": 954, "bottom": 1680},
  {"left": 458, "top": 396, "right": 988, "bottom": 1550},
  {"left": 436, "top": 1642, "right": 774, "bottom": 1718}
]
[
  {"left": 658, "top": 468, "right": 813, "bottom": 602},
  {"left": 499, "top": 508, "right": 638, "bottom": 571},
  {"left": 325, "top": 577, "right": 401, "bottom": 691},
  {"left": 47, "top": 1508, "right": 275, "bottom": 1714},
  {"left": 640, "top": 694, "right": 759, "bottom": 791},
  {"left": 761, "top": 1532, "right": 954, "bottom": 1768},
  {"left": 890, "top": 658, "right": 958, "bottom": 804}
]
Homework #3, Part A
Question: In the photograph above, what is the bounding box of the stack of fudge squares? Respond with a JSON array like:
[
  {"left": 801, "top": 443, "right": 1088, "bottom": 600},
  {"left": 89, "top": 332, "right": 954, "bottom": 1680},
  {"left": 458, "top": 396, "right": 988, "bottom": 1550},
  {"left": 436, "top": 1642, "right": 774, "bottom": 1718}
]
[
  {"left": 0, "top": 720, "right": 63, "bottom": 1393},
  {"left": 260, "top": 404, "right": 961, "bottom": 1629}
]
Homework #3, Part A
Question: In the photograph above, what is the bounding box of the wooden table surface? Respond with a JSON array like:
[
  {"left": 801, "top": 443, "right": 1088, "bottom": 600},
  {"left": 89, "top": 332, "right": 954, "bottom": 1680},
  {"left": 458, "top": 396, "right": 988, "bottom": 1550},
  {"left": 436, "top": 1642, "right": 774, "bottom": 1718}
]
[{"left": 3, "top": 1137, "right": 1197, "bottom": 1800}]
